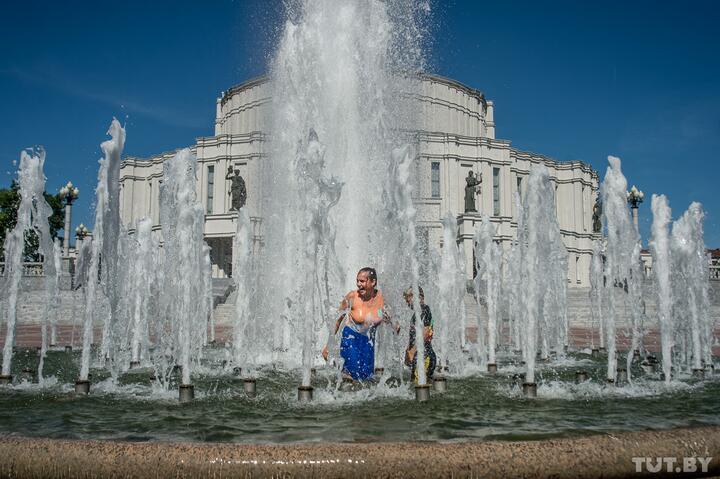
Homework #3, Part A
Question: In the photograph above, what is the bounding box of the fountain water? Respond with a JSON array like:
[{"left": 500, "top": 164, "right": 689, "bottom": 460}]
[
  {"left": 295, "top": 131, "right": 343, "bottom": 391},
  {"left": 244, "top": 0, "right": 430, "bottom": 384},
  {"left": 473, "top": 216, "right": 501, "bottom": 371},
  {"left": 390, "top": 145, "right": 427, "bottom": 389},
  {"left": 650, "top": 194, "right": 673, "bottom": 383},
  {"left": 38, "top": 238, "right": 61, "bottom": 382},
  {"left": 670, "top": 202, "right": 711, "bottom": 376},
  {"left": 515, "top": 164, "right": 567, "bottom": 391},
  {"left": 504, "top": 193, "right": 524, "bottom": 352},
  {"left": 231, "top": 209, "right": 253, "bottom": 376},
  {"left": 127, "top": 218, "right": 157, "bottom": 368},
  {"left": 49, "top": 239, "right": 61, "bottom": 347},
  {"left": 78, "top": 120, "right": 125, "bottom": 390},
  {"left": 433, "top": 213, "right": 465, "bottom": 374},
  {"left": 157, "top": 148, "right": 211, "bottom": 393},
  {"left": 625, "top": 241, "right": 645, "bottom": 383},
  {"left": 1, "top": 148, "right": 57, "bottom": 384},
  {"left": 589, "top": 240, "right": 605, "bottom": 351},
  {"left": 600, "top": 156, "right": 638, "bottom": 383}
]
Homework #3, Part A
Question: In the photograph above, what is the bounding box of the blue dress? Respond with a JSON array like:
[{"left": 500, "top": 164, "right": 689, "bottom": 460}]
[{"left": 340, "top": 325, "right": 375, "bottom": 381}]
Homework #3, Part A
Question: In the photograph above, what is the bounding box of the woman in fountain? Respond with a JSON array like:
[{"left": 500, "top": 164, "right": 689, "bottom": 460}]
[
  {"left": 403, "top": 286, "right": 436, "bottom": 383},
  {"left": 322, "top": 267, "right": 394, "bottom": 381}
]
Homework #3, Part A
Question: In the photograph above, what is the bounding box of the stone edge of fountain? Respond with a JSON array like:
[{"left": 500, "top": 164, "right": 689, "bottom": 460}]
[{"left": 0, "top": 426, "right": 718, "bottom": 478}]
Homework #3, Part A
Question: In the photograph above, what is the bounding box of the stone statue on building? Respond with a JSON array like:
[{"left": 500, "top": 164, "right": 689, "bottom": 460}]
[
  {"left": 226, "top": 166, "right": 247, "bottom": 210},
  {"left": 464, "top": 171, "right": 482, "bottom": 212},
  {"left": 592, "top": 199, "right": 602, "bottom": 233}
]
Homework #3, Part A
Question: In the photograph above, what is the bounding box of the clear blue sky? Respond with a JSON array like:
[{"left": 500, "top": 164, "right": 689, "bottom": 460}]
[{"left": 1, "top": 1, "right": 718, "bottom": 246}]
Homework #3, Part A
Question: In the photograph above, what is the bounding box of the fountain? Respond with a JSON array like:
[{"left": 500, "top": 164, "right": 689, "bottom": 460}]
[
  {"left": 0, "top": 1, "right": 718, "bottom": 476},
  {"left": 433, "top": 213, "right": 465, "bottom": 376},
  {"left": 77, "top": 119, "right": 125, "bottom": 393},
  {"left": 651, "top": 194, "right": 674, "bottom": 383},
  {"left": 600, "top": 156, "right": 638, "bottom": 384},
  {"left": 513, "top": 164, "right": 568, "bottom": 395},
  {"left": 671, "top": 203, "right": 712, "bottom": 377},
  {"left": 473, "top": 216, "right": 501, "bottom": 373},
  {"left": 1, "top": 148, "right": 57, "bottom": 385},
  {"left": 157, "top": 148, "right": 211, "bottom": 399}
]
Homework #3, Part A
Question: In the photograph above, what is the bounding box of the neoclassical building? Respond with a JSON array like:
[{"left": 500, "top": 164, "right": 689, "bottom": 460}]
[{"left": 119, "top": 74, "right": 599, "bottom": 286}]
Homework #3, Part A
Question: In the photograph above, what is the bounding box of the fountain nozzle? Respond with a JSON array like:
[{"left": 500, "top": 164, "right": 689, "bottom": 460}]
[
  {"left": 179, "top": 384, "right": 194, "bottom": 403},
  {"left": 415, "top": 384, "right": 430, "bottom": 402},
  {"left": 297, "top": 385, "right": 313, "bottom": 402}
]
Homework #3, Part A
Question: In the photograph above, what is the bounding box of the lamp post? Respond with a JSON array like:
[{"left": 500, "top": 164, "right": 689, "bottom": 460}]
[
  {"left": 75, "top": 224, "right": 89, "bottom": 247},
  {"left": 58, "top": 182, "right": 80, "bottom": 256},
  {"left": 626, "top": 185, "right": 644, "bottom": 232}
]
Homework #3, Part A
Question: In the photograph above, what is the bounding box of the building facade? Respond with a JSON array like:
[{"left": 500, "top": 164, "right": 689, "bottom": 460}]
[{"left": 119, "top": 74, "right": 599, "bottom": 286}]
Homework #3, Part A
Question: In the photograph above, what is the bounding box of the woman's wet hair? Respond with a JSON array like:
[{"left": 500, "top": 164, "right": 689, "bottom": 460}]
[{"left": 358, "top": 267, "right": 377, "bottom": 283}]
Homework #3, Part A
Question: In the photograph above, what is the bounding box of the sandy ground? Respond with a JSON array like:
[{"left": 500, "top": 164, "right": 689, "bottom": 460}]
[{"left": 0, "top": 426, "right": 718, "bottom": 478}]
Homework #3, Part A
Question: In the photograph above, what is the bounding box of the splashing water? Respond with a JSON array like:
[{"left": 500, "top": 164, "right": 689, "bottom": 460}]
[
  {"left": 516, "top": 164, "right": 566, "bottom": 384},
  {"left": 1, "top": 148, "right": 57, "bottom": 378},
  {"left": 433, "top": 213, "right": 465, "bottom": 373},
  {"left": 128, "top": 218, "right": 157, "bottom": 366},
  {"left": 473, "top": 216, "right": 501, "bottom": 367},
  {"left": 157, "top": 148, "right": 210, "bottom": 386},
  {"left": 589, "top": 240, "right": 605, "bottom": 349},
  {"left": 38, "top": 238, "right": 62, "bottom": 383},
  {"left": 650, "top": 194, "right": 673, "bottom": 383},
  {"left": 79, "top": 120, "right": 125, "bottom": 381},
  {"left": 670, "top": 202, "right": 711, "bottom": 373},
  {"left": 600, "top": 156, "right": 637, "bottom": 382},
  {"left": 243, "top": 0, "right": 430, "bottom": 380},
  {"left": 232, "top": 210, "right": 254, "bottom": 374}
]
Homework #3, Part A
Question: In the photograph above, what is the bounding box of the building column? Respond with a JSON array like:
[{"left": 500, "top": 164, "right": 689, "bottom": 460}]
[
  {"left": 63, "top": 203, "right": 72, "bottom": 256},
  {"left": 58, "top": 181, "right": 79, "bottom": 258}
]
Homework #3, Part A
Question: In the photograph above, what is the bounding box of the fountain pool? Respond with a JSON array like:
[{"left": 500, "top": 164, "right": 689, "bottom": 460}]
[{"left": 1, "top": 348, "right": 718, "bottom": 443}]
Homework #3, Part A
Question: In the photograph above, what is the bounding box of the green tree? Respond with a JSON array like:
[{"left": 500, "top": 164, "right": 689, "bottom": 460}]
[{"left": 0, "top": 180, "right": 64, "bottom": 262}]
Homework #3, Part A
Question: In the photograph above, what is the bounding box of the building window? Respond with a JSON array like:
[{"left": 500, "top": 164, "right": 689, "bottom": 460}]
[
  {"left": 516, "top": 176, "right": 523, "bottom": 201},
  {"left": 576, "top": 255, "right": 581, "bottom": 284},
  {"left": 492, "top": 167, "right": 500, "bottom": 216},
  {"left": 206, "top": 165, "right": 214, "bottom": 214},
  {"left": 581, "top": 186, "right": 586, "bottom": 231},
  {"left": 431, "top": 162, "right": 440, "bottom": 198},
  {"left": 148, "top": 181, "right": 152, "bottom": 219}
]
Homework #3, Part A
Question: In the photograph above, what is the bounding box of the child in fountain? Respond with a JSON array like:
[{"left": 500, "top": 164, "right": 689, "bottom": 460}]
[
  {"left": 403, "top": 286, "right": 436, "bottom": 383},
  {"left": 322, "top": 267, "right": 393, "bottom": 381}
]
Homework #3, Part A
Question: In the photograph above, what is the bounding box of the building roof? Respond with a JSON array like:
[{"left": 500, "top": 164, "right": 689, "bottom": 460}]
[{"left": 219, "top": 72, "right": 487, "bottom": 106}]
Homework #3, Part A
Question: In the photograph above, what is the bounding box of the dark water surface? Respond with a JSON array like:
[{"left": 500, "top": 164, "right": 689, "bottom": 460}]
[{"left": 0, "top": 349, "right": 718, "bottom": 443}]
